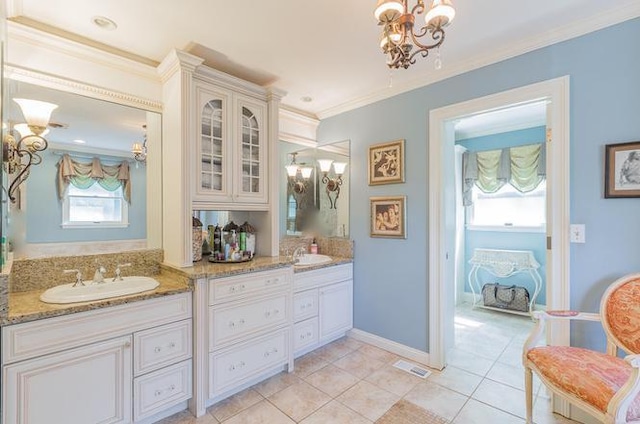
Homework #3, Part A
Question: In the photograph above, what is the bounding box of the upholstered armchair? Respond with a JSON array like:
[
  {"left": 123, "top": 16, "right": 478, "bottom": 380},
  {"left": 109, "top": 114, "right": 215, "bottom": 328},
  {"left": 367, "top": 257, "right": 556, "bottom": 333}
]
[{"left": 523, "top": 273, "right": 640, "bottom": 424}]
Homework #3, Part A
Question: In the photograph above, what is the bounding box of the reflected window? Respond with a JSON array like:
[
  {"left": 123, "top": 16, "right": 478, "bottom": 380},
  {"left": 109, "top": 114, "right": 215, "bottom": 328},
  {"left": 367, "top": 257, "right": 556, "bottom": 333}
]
[{"left": 62, "top": 183, "right": 129, "bottom": 228}]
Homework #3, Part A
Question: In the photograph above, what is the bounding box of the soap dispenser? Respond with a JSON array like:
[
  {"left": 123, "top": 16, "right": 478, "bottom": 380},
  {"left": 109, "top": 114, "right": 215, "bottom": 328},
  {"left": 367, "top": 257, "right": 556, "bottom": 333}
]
[{"left": 310, "top": 238, "right": 318, "bottom": 254}]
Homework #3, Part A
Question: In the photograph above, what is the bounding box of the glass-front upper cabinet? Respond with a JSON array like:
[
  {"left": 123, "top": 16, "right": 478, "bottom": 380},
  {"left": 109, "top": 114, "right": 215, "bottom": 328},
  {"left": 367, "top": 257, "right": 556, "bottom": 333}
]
[{"left": 193, "top": 84, "right": 268, "bottom": 208}]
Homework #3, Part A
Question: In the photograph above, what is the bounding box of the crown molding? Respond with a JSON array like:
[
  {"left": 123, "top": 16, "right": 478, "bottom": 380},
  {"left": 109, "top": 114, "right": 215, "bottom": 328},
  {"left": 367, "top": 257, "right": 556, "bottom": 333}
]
[
  {"left": 157, "top": 49, "right": 204, "bottom": 82},
  {"left": 5, "top": 65, "right": 163, "bottom": 113},
  {"left": 317, "top": 4, "right": 640, "bottom": 120},
  {"left": 7, "top": 20, "right": 160, "bottom": 82}
]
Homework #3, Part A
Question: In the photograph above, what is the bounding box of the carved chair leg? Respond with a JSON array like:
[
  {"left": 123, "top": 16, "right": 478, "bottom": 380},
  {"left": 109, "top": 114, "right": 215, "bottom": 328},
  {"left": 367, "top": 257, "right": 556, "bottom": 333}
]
[{"left": 525, "top": 366, "right": 534, "bottom": 424}]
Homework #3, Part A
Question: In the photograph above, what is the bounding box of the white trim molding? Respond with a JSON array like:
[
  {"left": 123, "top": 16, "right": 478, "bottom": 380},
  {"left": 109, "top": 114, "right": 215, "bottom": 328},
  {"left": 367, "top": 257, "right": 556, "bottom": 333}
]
[
  {"left": 348, "top": 329, "right": 430, "bottom": 366},
  {"left": 23, "top": 239, "right": 147, "bottom": 259},
  {"left": 428, "top": 76, "right": 571, "bottom": 371}
]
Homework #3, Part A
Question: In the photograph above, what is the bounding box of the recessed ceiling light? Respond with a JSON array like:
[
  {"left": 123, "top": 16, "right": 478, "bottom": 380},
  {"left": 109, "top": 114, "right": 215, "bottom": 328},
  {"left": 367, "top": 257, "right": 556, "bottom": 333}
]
[
  {"left": 72, "top": 139, "right": 86, "bottom": 144},
  {"left": 92, "top": 16, "right": 117, "bottom": 31},
  {"left": 301, "top": 96, "right": 313, "bottom": 103}
]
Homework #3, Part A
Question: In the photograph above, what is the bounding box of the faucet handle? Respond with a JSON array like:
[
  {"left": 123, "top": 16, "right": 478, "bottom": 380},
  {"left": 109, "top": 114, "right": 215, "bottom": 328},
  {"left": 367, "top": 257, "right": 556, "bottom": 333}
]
[
  {"left": 63, "top": 269, "right": 84, "bottom": 287},
  {"left": 113, "top": 263, "right": 132, "bottom": 281}
]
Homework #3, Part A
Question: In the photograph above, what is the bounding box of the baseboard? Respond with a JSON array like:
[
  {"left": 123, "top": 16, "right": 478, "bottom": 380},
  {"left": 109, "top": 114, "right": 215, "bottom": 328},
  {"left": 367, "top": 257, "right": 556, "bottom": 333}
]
[
  {"left": 347, "top": 328, "right": 430, "bottom": 366},
  {"left": 460, "top": 292, "right": 547, "bottom": 310}
]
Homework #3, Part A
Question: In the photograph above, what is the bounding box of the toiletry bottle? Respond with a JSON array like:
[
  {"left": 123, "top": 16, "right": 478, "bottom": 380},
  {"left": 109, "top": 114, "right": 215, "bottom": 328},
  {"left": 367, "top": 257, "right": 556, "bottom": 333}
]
[
  {"left": 239, "top": 227, "right": 247, "bottom": 252},
  {"left": 213, "top": 224, "right": 222, "bottom": 254},
  {"left": 310, "top": 238, "right": 318, "bottom": 254}
]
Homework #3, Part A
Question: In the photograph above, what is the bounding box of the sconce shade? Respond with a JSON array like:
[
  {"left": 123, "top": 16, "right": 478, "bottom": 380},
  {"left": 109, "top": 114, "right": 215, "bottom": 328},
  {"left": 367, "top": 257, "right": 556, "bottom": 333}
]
[
  {"left": 14, "top": 123, "right": 50, "bottom": 139},
  {"left": 318, "top": 159, "right": 334, "bottom": 173},
  {"left": 285, "top": 164, "right": 299, "bottom": 177},
  {"left": 425, "top": 0, "right": 456, "bottom": 28},
  {"left": 333, "top": 162, "right": 347, "bottom": 175},
  {"left": 300, "top": 167, "right": 313, "bottom": 179},
  {"left": 13, "top": 98, "right": 58, "bottom": 134}
]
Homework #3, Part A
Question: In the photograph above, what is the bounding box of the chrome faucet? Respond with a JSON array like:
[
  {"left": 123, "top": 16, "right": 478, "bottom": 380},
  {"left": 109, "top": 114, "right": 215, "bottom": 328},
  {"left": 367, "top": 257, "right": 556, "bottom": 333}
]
[
  {"left": 63, "top": 269, "right": 84, "bottom": 287},
  {"left": 93, "top": 266, "right": 107, "bottom": 283},
  {"left": 292, "top": 246, "right": 307, "bottom": 262},
  {"left": 113, "top": 263, "right": 132, "bottom": 282}
]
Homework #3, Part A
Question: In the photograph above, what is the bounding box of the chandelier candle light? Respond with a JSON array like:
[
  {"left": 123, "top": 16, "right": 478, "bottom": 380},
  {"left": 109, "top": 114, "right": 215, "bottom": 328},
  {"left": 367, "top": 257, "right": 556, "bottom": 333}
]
[
  {"left": 132, "top": 124, "right": 147, "bottom": 164},
  {"left": 375, "top": 0, "right": 456, "bottom": 69},
  {"left": 3, "top": 98, "right": 58, "bottom": 203}
]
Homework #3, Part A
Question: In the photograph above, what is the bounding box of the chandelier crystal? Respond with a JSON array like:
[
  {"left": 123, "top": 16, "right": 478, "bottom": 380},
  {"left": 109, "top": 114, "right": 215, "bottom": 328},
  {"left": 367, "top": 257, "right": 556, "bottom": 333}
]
[{"left": 374, "top": 0, "right": 456, "bottom": 69}]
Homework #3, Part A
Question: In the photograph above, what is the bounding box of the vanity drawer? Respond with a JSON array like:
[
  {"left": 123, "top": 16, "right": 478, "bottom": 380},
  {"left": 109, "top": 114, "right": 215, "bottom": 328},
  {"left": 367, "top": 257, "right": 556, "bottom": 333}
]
[
  {"left": 209, "top": 330, "right": 289, "bottom": 398},
  {"left": 294, "top": 317, "right": 318, "bottom": 354},
  {"left": 209, "top": 294, "right": 290, "bottom": 350},
  {"left": 133, "top": 360, "right": 192, "bottom": 422},
  {"left": 294, "top": 263, "right": 353, "bottom": 292},
  {"left": 134, "top": 319, "right": 192, "bottom": 376},
  {"left": 209, "top": 268, "right": 291, "bottom": 305},
  {"left": 293, "top": 289, "right": 318, "bottom": 322}
]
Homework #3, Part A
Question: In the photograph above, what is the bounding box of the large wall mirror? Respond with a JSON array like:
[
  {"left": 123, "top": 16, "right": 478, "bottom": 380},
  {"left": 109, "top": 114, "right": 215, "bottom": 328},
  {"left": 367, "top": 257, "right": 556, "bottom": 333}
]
[
  {"left": 2, "top": 70, "right": 162, "bottom": 258},
  {"left": 279, "top": 140, "right": 350, "bottom": 238}
]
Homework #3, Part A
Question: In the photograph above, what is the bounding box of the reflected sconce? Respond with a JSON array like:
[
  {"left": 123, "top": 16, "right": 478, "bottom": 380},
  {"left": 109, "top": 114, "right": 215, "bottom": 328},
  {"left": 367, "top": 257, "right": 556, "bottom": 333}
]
[
  {"left": 318, "top": 159, "right": 347, "bottom": 209},
  {"left": 3, "top": 98, "right": 58, "bottom": 203},
  {"left": 132, "top": 124, "right": 147, "bottom": 164},
  {"left": 286, "top": 152, "right": 313, "bottom": 209}
]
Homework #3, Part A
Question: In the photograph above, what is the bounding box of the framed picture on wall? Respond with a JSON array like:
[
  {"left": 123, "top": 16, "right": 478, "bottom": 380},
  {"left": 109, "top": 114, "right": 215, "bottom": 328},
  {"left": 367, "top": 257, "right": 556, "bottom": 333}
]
[
  {"left": 370, "top": 196, "right": 407, "bottom": 239},
  {"left": 368, "top": 139, "right": 405, "bottom": 185},
  {"left": 605, "top": 141, "right": 640, "bottom": 198}
]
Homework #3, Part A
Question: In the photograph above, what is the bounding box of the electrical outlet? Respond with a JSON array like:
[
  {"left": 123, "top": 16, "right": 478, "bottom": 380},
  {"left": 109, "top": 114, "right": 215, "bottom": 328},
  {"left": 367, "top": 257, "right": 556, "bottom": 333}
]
[{"left": 570, "top": 224, "right": 586, "bottom": 243}]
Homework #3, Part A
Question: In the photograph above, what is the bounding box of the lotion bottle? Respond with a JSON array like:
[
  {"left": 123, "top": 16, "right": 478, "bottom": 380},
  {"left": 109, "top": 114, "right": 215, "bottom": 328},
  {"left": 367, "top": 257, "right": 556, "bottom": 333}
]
[{"left": 310, "top": 238, "right": 318, "bottom": 254}]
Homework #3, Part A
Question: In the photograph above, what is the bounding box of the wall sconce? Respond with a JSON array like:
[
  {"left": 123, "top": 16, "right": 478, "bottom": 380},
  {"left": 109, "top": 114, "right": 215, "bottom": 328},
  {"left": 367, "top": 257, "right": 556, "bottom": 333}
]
[
  {"left": 132, "top": 124, "right": 147, "bottom": 164},
  {"left": 285, "top": 152, "right": 313, "bottom": 209},
  {"left": 318, "top": 159, "right": 347, "bottom": 209},
  {"left": 3, "top": 98, "right": 58, "bottom": 203}
]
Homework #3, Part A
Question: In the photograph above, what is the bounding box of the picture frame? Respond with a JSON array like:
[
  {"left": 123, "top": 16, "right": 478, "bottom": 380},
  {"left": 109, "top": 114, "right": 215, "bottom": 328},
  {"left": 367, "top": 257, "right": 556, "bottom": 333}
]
[
  {"left": 370, "top": 196, "right": 407, "bottom": 239},
  {"left": 605, "top": 141, "right": 640, "bottom": 198},
  {"left": 368, "top": 139, "right": 405, "bottom": 185}
]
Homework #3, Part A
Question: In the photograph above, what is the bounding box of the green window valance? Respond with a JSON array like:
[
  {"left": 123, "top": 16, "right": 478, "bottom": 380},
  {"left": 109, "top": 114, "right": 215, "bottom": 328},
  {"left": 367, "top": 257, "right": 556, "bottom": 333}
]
[
  {"left": 462, "top": 143, "right": 545, "bottom": 206},
  {"left": 56, "top": 154, "right": 131, "bottom": 203}
]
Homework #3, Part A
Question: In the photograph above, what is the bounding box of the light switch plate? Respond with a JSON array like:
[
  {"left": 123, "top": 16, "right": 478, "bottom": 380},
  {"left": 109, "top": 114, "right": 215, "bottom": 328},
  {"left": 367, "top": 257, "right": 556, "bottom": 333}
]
[{"left": 570, "top": 224, "right": 586, "bottom": 243}]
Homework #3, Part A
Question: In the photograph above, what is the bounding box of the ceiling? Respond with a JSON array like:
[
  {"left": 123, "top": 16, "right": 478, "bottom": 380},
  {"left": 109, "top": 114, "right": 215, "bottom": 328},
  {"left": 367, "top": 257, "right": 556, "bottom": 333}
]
[
  {"left": 455, "top": 101, "right": 547, "bottom": 141},
  {"left": 8, "top": 1, "right": 640, "bottom": 119}
]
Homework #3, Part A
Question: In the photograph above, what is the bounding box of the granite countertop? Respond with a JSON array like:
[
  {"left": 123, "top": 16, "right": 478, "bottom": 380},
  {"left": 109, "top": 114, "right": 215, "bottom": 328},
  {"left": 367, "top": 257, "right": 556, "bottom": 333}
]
[
  {"left": 3, "top": 255, "right": 354, "bottom": 326},
  {"left": 3, "top": 272, "right": 192, "bottom": 326}
]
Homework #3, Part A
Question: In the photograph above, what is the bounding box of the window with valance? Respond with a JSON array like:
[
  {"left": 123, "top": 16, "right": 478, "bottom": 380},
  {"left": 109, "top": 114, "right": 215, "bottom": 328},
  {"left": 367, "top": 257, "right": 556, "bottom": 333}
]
[
  {"left": 462, "top": 143, "right": 545, "bottom": 206},
  {"left": 56, "top": 154, "right": 131, "bottom": 203}
]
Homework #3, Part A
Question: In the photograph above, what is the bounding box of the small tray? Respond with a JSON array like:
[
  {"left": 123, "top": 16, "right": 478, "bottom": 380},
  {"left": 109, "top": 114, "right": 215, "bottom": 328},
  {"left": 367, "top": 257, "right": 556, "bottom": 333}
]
[{"left": 208, "top": 256, "right": 253, "bottom": 264}]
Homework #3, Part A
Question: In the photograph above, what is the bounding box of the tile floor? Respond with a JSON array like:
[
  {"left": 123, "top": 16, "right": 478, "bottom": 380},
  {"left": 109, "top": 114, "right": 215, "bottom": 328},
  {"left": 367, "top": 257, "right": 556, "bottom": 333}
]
[{"left": 160, "top": 304, "right": 581, "bottom": 423}]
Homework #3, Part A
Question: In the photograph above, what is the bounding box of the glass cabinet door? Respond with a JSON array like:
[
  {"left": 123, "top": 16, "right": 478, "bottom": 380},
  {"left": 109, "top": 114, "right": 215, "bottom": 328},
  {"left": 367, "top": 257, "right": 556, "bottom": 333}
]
[
  {"left": 240, "top": 106, "right": 260, "bottom": 194},
  {"left": 201, "top": 99, "right": 224, "bottom": 192}
]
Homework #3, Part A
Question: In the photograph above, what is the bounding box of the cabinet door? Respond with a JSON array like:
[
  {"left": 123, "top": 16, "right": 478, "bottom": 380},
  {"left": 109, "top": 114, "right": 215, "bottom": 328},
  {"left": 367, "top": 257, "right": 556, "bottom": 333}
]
[
  {"left": 233, "top": 95, "right": 268, "bottom": 204},
  {"left": 194, "top": 84, "right": 233, "bottom": 203},
  {"left": 3, "top": 336, "right": 132, "bottom": 424},
  {"left": 319, "top": 280, "right": 353, "bottom": 341}
]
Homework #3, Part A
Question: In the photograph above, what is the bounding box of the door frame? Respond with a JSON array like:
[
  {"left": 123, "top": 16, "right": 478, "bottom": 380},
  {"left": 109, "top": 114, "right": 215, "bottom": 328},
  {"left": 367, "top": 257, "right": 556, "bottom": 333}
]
[{"left": 427, "top": 76, "right": 571, "bottom": 370}]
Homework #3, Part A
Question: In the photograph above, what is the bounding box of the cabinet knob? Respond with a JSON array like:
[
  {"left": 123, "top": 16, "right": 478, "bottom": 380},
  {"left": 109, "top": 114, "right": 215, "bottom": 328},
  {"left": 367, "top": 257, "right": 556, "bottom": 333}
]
[
  {"left": 124, "top": 341, "right": 131, "bottom": 348},
  {"left": 169, "top": 385, "right": 176, "bottom": 391},
  {"left": 230, "top": 286, "right": 236, "bottom": 293},
  {"left": 306, "top": 303, "right": 312, "bottom": 308},
  {"left": 307, "top": 332, "right": 312, "bottom": 337},
  {"left": 274, "top": 309, "right": 280, "bottom": 315},
  {"left": 240, "top": 284, "right": 246, "bottom": 290},
  {"left": 155, "top": 390, "right": 162, "bottom": 397},
  {"left": 169, "top": 342, "right": 176, "bottom": 349},
  {"left": 265, "top": 311, "right": 271, "bottom": 318},
  {"left": 229, "top": 321, "right": 235, "bottom": 328},
  {"left": 154, "top": 346, "right": 162, "bottom": 353}
]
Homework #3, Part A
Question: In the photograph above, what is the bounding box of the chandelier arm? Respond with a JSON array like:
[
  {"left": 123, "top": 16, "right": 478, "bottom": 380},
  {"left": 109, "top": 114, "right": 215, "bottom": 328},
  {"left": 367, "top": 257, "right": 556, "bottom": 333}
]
[
  {"left": 408, "top": 25, "right": 445, "bottom": 52},
  {"left": 410, "top": 1, "right": 425, "bottom": 16}
]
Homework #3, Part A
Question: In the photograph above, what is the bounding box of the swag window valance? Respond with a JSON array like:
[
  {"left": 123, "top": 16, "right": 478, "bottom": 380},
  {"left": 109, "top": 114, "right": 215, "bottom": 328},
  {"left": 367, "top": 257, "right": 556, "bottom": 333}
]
[
  {"left": 462, "top": 143, "right": 545, "bottom": 206},
  {"left": 56, "top": 154, "right": 131, "bottom": 203}
]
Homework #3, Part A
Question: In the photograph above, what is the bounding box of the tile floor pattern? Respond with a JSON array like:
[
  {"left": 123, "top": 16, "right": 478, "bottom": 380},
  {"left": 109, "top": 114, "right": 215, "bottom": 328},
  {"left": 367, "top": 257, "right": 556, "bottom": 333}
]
[{"left": 160, "top": 304, "right": 581, "bottom": 423}]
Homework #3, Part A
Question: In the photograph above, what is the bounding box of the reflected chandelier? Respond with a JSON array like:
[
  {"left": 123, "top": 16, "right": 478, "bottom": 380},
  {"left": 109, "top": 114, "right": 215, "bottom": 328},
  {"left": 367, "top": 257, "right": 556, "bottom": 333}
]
[{"left": 375, "top": 0, "right": 456, "bottom": 69}]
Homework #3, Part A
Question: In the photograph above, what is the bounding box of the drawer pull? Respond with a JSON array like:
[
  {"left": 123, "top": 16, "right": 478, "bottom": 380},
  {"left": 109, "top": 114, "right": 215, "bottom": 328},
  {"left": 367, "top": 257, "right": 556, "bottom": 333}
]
[
  {"left": 155, "top": 341, "right": 177, "bottom": 353},
  {"left": 307, "top": 303, "right": 312, "bottom": 308},
  {"left": 154, "top": 385, "right": 176, "bottom": 397},
  {"left": 265, "top": 311, "right": 271, "bottom": 318},
  {"left": 229, "top": 318, "right": 246, "bottom": 328},
  {"left": 154, "top": 346, "right": 162, "bottom": 353},
  {"left": 169, "top": 342, "right": 176, "bottom": 348},
  {"left": 307, "top": 332, "right": 312, "bottom": 337}
]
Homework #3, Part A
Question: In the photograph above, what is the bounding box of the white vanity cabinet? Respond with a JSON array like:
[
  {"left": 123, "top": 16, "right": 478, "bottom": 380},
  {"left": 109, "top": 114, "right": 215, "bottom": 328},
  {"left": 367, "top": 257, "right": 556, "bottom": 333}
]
[
  {"left": 293, "top": 263, "right": 353, "bottom": 356},
  {"left": 193, "top": 76, "right": 268, "bottom": 209},
  {"left": 197, "top": 267, "right": 293, "bottom": 405},
  {"left": 2, "top": 292, "right": 193, "bottom": 424}
]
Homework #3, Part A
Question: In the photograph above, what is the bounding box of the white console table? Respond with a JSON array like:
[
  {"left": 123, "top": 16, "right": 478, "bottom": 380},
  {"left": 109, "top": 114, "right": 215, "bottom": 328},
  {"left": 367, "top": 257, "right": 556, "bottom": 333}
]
[{"left": 468, "top": 248, "right": 542, "bottom": 316}]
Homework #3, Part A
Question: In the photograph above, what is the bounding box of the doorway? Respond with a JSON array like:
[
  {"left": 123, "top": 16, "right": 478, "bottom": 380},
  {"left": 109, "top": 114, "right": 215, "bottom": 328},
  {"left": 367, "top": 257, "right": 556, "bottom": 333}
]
[{"left": 427, "top": 77, "right": 571, "bottom": 377}]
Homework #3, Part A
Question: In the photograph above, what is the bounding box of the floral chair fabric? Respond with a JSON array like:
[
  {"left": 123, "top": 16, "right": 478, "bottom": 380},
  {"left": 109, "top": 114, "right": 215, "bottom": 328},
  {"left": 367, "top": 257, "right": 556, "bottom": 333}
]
[{"left": 523, "top": 273, "right": 640, "bottom": 424}]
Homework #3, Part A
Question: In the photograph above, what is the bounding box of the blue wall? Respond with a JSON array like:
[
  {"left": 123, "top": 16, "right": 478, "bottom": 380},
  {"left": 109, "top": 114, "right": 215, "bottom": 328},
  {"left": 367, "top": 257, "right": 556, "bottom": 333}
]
[
  {"left": 25, "top": 152, "right": 147, "bottom": 243},
  {"left": 317, "top": 18, "right": 640, "bottom": 352},
  {"left": 458, "top": 126, "right": 547, "bottom": 305}
]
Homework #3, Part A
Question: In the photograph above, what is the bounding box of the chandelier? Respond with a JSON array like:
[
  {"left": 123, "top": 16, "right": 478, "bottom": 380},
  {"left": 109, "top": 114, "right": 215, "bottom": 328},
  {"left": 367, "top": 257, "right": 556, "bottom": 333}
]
[
  {"left": 374, "top": 0, "right": 456, "bottom": 69},
  {"left": 132, "top": 124, "right": 147, "bottom": 164}
]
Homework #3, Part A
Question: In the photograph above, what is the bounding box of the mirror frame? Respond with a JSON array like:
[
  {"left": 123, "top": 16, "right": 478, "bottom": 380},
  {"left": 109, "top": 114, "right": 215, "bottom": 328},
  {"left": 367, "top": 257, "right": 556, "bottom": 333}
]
[{"left": 3, "top": 65, "right": 163, "bottom": 255}]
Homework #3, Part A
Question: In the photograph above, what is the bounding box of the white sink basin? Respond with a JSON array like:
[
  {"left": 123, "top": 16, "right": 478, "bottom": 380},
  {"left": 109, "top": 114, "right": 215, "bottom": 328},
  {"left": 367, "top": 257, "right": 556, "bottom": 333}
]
[
  {"left": 294, "top": 254, "right": 333, "bottom": 267},
  {"left": 40, "top": 276, "right": 160, "bottom": 304}
]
